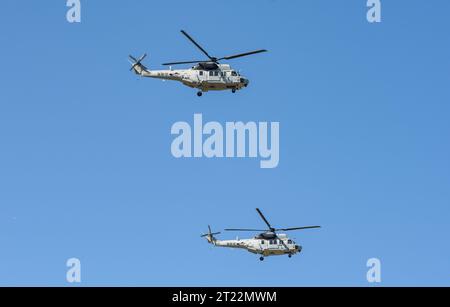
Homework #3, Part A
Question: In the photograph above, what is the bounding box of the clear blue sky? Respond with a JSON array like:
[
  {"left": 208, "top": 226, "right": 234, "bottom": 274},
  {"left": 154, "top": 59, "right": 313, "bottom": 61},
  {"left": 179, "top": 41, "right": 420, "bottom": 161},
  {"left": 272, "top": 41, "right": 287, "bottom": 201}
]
[{"left": 1, "top": 1, "right": 449, "bottom": 286}]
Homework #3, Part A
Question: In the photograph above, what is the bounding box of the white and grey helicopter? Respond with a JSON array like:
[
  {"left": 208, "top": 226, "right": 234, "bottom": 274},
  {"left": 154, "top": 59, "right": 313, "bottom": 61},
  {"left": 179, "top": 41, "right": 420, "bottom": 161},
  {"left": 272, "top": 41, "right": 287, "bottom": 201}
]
[
  {"left": 202, "top": 208, "right": 321, "bottom": 261},
  {"left": 128, "top": 30, "right": 267, "bottom": 96}
]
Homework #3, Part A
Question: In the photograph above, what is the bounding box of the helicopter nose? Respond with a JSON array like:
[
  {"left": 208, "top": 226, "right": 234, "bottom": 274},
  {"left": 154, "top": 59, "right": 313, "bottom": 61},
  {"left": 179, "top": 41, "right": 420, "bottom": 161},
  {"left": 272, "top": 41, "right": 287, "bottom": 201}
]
[
  {"left": 296, "top": 245, "right": 302, "bottom": 252},
  {"left": 241, "top": 78, "right": 249, "bottom": 87}
]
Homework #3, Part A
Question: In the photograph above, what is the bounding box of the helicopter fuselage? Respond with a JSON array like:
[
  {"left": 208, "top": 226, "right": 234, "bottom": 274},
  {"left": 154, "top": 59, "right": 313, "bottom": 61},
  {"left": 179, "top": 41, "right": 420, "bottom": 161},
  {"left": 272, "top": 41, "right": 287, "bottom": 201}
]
[
  {"left": 133, "top": 63, "right": 249, "bottom": 93},
  {"left": 207, "top": 234, "right": 302, "bottom": 258}
]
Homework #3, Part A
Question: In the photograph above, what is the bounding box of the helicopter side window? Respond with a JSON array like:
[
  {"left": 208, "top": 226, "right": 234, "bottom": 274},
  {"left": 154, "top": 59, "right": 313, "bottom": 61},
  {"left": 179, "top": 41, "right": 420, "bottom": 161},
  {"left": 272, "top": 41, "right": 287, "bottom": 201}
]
[
  {"left": 288, "top": 240, "right": 292, "bottom": 244},
  {"left": 199, "top": 71, "right": 203, "bottom": 76},
  {"left": 261, "top": 240, "right": 265, "bottom": 245},
  {"left": 214, "top": 71, "right": 219, "bottom": 76},
  {"left": 209, "top": 71, "right": 214, "bottom": 76},
  {"left": 231, "top": 71, "right": 237, "bottom": 76}
]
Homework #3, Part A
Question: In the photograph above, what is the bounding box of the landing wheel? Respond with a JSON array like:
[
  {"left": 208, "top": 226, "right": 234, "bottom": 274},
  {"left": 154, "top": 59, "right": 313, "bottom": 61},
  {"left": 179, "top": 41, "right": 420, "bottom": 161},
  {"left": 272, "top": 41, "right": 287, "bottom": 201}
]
[
  {"left": 288, "top": 254, "right": 292, "bottom": 258},
  {"left": 197, "top": 91, "right": 203, "bottom": 97},
  {"left": 259, "top": 257, "right": 264, "bottom": 261},
  {"left": 232, "top": 89, "right": 236, "bottom": 93}
]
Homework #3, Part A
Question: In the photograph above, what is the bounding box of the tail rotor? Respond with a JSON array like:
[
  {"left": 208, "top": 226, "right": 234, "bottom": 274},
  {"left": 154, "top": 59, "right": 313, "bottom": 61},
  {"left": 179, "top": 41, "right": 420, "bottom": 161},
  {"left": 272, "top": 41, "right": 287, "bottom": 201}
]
[
  {"left": 201, "top": 225, "right": 220, "bottom": 244},
  {"left": 128, "top": 53, "right": 149, "bottom": 75}
]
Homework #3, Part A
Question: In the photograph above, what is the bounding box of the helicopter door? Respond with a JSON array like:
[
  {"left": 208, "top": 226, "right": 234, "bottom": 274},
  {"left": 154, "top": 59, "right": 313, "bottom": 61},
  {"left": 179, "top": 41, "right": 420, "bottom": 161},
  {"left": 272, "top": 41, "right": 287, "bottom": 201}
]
[
  {"left": 198, "top": 70, "right": 206, "bottom": 82},
  {"left": 278, "top": 239, "right": 285, "bottom": 250},
  {"left": 269, "top": 239, "right": 277, "bottom": 250},
  {"left": 208, "top": 70, "right": 220, "bottom": 82}
]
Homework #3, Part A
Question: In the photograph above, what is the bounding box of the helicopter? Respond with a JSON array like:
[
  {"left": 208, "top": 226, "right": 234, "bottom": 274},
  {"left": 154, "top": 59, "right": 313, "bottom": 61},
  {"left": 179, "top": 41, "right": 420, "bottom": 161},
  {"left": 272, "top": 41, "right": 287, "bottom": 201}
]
[
  {"left": 201, "top": 208, "right": 321, "bottom": 261},
  {"left": 128, "top": 30, "right": 267, "bottom": 96}
]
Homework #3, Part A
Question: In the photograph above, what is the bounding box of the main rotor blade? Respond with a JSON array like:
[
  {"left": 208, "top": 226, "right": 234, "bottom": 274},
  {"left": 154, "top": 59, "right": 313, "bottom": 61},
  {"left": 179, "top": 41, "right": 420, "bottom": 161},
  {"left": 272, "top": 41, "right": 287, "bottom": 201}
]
[
  {"left": 276, "top": 226, "right": 321, "bottom": 231},
  {"left": 256, "top": 208, "right": 273, "bottom": 230},
  {"left": 180, "top": 30, "right": 215, "bottom": 61},
  {"left": 225, "top": 229, "right": 267, "bottom": 232},
  {"left": 218, "top": 49, "right": 268, "bottom": 61},
  {"left": 162, "top": 60, "right": 205, "bottom": 66}
]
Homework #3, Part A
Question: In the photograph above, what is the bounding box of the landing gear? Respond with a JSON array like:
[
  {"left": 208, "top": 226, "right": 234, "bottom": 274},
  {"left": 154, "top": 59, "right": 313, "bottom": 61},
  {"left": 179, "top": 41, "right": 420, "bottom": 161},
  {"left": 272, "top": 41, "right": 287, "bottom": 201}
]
[
  {"left": 259, "top": 256, "right": 264, "bottom": 261},
  {"left": 232, "top": 89, "right": 236, "bottom": 93},
  {"left": 197, "top": 91, "right": 203, "bottom": 97},
  {"left": 288, "top": 254, "right": 292, "bottom": 258}
]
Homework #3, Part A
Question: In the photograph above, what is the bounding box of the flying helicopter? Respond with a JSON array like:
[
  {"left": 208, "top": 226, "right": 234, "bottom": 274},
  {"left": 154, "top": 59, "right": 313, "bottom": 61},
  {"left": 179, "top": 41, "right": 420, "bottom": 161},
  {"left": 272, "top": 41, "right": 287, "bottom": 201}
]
[
  {"left": 128, "top": 30, "right": 267, "bottom": 96},
  {"left": 201, "top": 208, "right": 321, "bottom": 261}
]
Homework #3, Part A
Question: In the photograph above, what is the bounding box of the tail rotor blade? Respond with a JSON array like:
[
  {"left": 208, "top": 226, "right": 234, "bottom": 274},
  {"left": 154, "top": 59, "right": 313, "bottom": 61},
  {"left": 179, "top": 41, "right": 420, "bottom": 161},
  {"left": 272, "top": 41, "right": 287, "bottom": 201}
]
[
  {"left": 129, "top": 54, "right": 148, "bottom": 73},
  {"left": 138, "top": 53, "right": 147, "bottom": 62},
  {"left": 201, "top": 226, "right": 220, "bottom": 238}
]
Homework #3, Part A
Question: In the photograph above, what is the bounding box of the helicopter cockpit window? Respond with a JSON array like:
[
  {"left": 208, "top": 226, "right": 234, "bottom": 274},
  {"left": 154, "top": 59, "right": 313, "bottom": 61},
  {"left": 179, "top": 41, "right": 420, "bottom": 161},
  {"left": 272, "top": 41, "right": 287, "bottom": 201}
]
[
  {"left": 288, "top": 240, "right": 292, "bottom": 244},
  {"left": 231, "top": 71, "right": 237, "bottom": 76}
]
